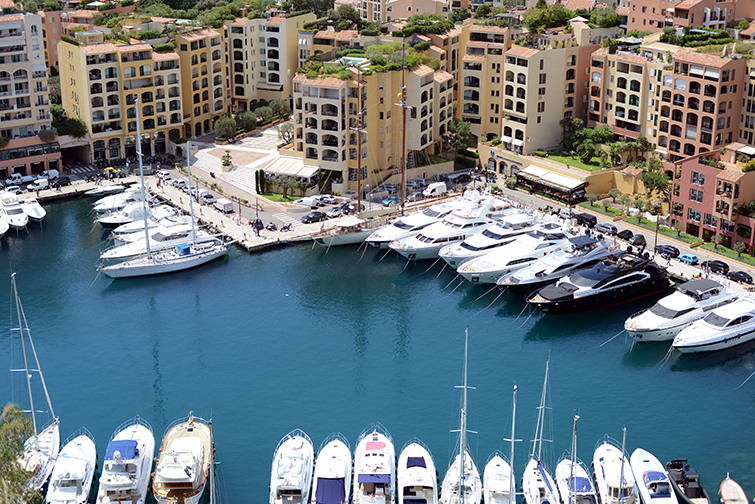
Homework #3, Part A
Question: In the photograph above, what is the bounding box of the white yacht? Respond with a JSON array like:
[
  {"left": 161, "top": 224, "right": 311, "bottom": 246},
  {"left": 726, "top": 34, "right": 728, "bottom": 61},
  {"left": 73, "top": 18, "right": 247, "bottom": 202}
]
[
  {"left": 672, "top": 297, "right": 755, "bottom": 353},
  {"left": 398, "top": 438, "right": 438, "bottom": 504},
  {"left": 85, "top": 184, "right": 126, "bottom": 197},
  {"left": 46, "top": 428, "right": 97, "bottom": 504},
  {"left": 390, "top": 194, "right": 510, "bottom": 260},
  {"left": 152, "top": 412, "right": 213, "bottom": 504},
  {"left": 100, "top": 240, "right": 228, "bottom": 278},
  {"left": 353, "top": 423, "right": 396, "bottom": 504},
  {"left": 366, "top": 200, "right": 464, "bottom": 249},
  {"left": 439, "top": 211, "right": 539, "bottom": 268},
  {"left": 22, "top": 197, "right": 46, "bottom": 222},
  {"left": 269, "top": 429, "right": 314, "bottom": 504},
  {"left": 112, "top": 208, "right": 183, "bottom": 238},
  {"left": 0, "top": 215, "right": 8, "bottom": 239},
  {"left": 439, "top": 331, "right": 482, "bottom": 504},
  {"left": 100, "top": 225, "right": 215, "bottom": 263},
  {"left": 97, "top": 202, "right": 155, "bottom": 229},
  {"left": 624, "top": 279, "right": 738, "bottom": 343},
  {"left": 457, "top": 223, "right": 573, "bottom": 284},
  {"left": 593, "top": 435, "right": 637, "bottom": 504},
  {"left": 484, "top": 452, "right": 514, "bottom": 504},
  {"left": 93, "top": 187, "right": 146, "bottom": 214},
  {"left": 312, "top": 432, "right": 352, "bottom": 504},
  {"left": 629, "top": 448, "right": 678, "bottom": 504},
  {"left": 556, "top": 416, "right": 596, "bottom": 504},
  {"left": 498, "top": 236, "right": 615, "bottom": 293},
  {"left": 0, "top": 191, "right": 29, "bottom": 230},
  {"left": 96, "top": 416, "right": 155, "bottom": 504}
]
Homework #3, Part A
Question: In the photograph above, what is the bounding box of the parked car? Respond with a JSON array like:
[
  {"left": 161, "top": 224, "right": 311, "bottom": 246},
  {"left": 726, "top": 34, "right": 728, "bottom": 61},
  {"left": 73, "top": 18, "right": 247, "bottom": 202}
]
[
  {"left": 701, "top": 260, "right": 730, "bottom": 274},
  {"left": 319, "top": 194, "right": 338, "bottom": 205},
  {"left": 595, "top": 223, "right": 618, "bottom": 235},
  {"left": 655, "top": 245, "right": 680, "bottom": 258},
  {"left": 201, "top": 194, "right": 216, "bottom": 205},
  {"left": 414, "top": 178, "right": 427, "bottom": 188},
  {"left": 574, "top": 212, "right": 597, "bottom": 228},
  {"left": 628, "top": 234, "right": 646, "bottom": 246},
  {"left": 157, "top": 170, "right": 171, "bottom": 180},
  {"left": 382, "top": 195, "right": 402, "bottom": 207},
  {"left": 679, "top": 253, "right": 699, "bottom": 265},
  {"left": 4, "top": 185, "right": 20, "bottom": 194},
  {"left": 327, "top": 207, "right": 342, "bottom": 219},
  {"left": 616, "top": 229, "right": 634, "bottom": 241},
  {"left": 381, "top": 184, "right": 396, "bottom": 194},
  {"left": 449, "top": 173, "right": 473, "bottom": 186},
  {"left": 727, "top": 271, "right": 753, "bottom": 285},
  {"left": 301, "top": 211, "right": 327, "bottom": 224},
  {"left": 405, "top": 180, "right": 418, "bottom": 190}
]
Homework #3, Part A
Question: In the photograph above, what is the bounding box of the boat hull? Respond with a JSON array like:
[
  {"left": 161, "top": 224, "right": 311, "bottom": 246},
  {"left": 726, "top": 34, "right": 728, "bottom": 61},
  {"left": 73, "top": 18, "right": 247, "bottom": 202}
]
[
  {"left": 484, "top": 453, "right": 513, "bottom": 504},
  {"left": 528, "top": 278, "right": 671, "bottom": 315},
  {"left": 153, "top": 415, "right": 212, "bottom": 504},
  {"left": 46, "top": 430, "right": 97, "bottom": 504},
  {"left": 101, "top": 246, "right": 228, "bottom": 278},
  {"left": 522, "top": 458, "right": 559, "bottom": 504},
  {"left": 21, "top": 419, "right": 60, "bottom": 491},
  {"left": 665, "top": 460, "right": 712, "bottom": 504},
  {"left": 630, "top": 448, "right": 678, "bottom": 504},
  {"left": 398, "top": 440, "right": 437, "bottom": 504},
  {"left": 312, "top": 433, "right": 352, "bottom": 504},
  {"left": 313, "top": 229, "right": 373, "bottom": 246},
  {"left": 270, "top": 429, "right": 314, "bottom": 504},
  {"left": 96, "top": 418, "right": 155, "bottom": 504},
  {"left": 439, "top": 451, "right": 481, "bottom": 504},
  {"left": 672, "top": 327, "right": 755, "bottom": 353},
  {"left": 720, "top": 477, "right": 747, "bottom": 504}
]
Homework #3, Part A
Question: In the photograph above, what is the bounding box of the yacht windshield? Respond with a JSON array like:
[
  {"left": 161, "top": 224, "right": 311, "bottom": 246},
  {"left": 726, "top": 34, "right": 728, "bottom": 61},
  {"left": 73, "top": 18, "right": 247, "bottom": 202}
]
[
  {"left": 460, "top": 241, "right": 481, "bottom": 252},
  {"left": 703, "top": 312, "right": 730, "bottom": 327},
  {"left": 648, "top": 304, "right": 696, "bottom": 319},
  {"left": 421, "top": 209, "right": 445, "bottom": 218},
  {"left": 393, "top": 221, "right": 416, "bottom": 230},
  {"left": 7, "top": 208, "right": 24, "bottom": 215},
  {"left": 482, "top": 227, "right": 511, "bottom": 240}
]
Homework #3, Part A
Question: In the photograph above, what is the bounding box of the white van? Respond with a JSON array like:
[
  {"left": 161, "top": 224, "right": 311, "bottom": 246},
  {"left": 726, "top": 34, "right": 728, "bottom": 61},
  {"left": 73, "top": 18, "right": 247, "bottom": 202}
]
[
  {"left": 295, "top": 196, "right": 320, "bottom": 208},
  {"left": 5, "top": 173, "right": 35, "bottom": 186},
  {"left": 38, "top": 169, "right": 59, "bottom": 180},
  {"left": 214, "top": 197, "right": 234, "bottom": 213},
  {"left": 28, "top": 179, "right": 48, "bottom": 191},
  {"left": 422, "top": 182, "right": 446, "bottom": 198}
]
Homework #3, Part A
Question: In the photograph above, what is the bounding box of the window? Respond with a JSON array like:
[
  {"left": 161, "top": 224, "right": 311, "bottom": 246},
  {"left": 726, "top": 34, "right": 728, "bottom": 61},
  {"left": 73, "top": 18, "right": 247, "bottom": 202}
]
[
  {"left": 539, "top": 73, "right": 546, "bottom": 84},
  {"left": 688, "top": 208, "right": 701, "bottom": 223},
  {"left": 691, "top": 171, "right": 705, "bottom": 186},
  {"left": 690, "top": 188, "right": 703, "bottom": 203}
]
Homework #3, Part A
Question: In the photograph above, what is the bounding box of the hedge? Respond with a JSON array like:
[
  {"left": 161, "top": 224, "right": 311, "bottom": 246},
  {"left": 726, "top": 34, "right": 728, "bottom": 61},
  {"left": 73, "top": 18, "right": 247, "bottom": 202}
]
[
  {"left": 577, "top": 202, "right": 624, "bottom": 217},
  {"left": 153, "top": 42, "right": 175, "bottom": 52},
  {"left": 623, "top": 216, "right": 701, "bottom": 245},
  {"left": 458, "top": 148, "right": 479, "bottom": 159},
  {"left": 699, "top": 243, "right": 755, "bottom": 267}
]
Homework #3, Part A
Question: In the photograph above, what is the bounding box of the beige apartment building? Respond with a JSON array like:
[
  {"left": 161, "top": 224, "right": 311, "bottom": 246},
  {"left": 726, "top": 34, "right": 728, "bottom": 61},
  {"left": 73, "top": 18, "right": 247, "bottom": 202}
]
[
  {"left": 288, "top": 63, "right": 453, "bottom": 196},
  {"left": 59, "top": 31, "right": 183, "bottom": 160},
  {"left": 174, "top": 28, "right": 226, "bottom": 138},
  {"left": 0, "top": 12, "right": 57, "bottom": 179},
  {"left": 357, "top": 0, "right": 447, "bottom": 23}
]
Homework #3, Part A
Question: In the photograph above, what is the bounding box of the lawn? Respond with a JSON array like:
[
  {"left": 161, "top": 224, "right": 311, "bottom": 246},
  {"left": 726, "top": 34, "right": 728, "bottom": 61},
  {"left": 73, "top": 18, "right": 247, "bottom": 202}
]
[
  {"left": 538, "top": 152, "right": 604, "bottom": 172},
  {"left": 259, "top": 192, "right": 300, "bottom": 203},
  {"left": 623, "top": 216, "right": 702, "bottom": 245},
  {"left": 578, "top": 202, "right": 625, "bottom": 217}
]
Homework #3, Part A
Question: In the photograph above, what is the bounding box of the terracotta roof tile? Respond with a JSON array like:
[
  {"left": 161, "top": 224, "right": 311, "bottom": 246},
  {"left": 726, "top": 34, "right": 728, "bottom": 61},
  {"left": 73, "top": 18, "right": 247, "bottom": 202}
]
[
  {"left": 675, "top": 48, "right": 735, "bottom": 68},
  {"left": 565, "top": 0, "right": 595, "bottom": 11},
  {"left": 152, "top": 50, "right": 179, "bottom": 61},
  {"left": 741, "top": 23, "right": 755, "bottom": 37},
  {"left": 467, "top": 40, "right": 489, "bottom": 47},
  {"left": 717, "top": 169, "right": 746, "bottom": 182},
  {"left": 314, "top": 29, "right": 358, "bottom": 40},
  {"left": 506, "top": 45, "right": 539, "bottom": 58},
  {"left": 265, "top": 16, "right": 285, "bottom": 25},
  {"left": 592, "top": 47, "right": 609, "bottom": 58},
  {"left": 0, "top": 0, "right": 15, "bottom": 9},
  {"left": 434, "top": 69, "right": 452, "bottom": 81},
  {"left": 229, "top": 17, "right": 250, "bottom": 25},
  {"left": 411, "top": 64, "right": 433, "bottom": 76},
  {"left": 117, "top": 42, "right": 151, "bottom": 52},
  {"left": 463, "top": 54, "right": 484, "bottom": 62},
  {"left": 80, "top": 42, "right": 117, "bottom": 54},
  {"left": 70, "top": 10, "right": 93, "bottom": 18},
  {"left": 293, "top": 74, "right": 346, "bottom": 87},
  {"left": 470, "top": 24, "right": 508, "bottom": 33},
  {"left": 675, "top": 0, "right": 703, "bottom": 9},
  {"left": 617, "top": 6, "right": 629, "bottom": 14},
  {"left": 616, "top": 52, "right": 648, "bottom": 64},
  {"left": 151, "top": 16, "right": 176, "bottom": 23},
  {"left": 0, "top": 14, "right": 22, "bottom": 21}
]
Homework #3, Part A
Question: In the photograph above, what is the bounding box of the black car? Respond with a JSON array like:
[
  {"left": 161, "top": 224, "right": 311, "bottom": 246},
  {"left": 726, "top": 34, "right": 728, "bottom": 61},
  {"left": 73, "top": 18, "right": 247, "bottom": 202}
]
[
  {"left": 700, "top": 260, "right": 730, "bottom": 274},
  {"left": 628, "top": 234, "right": 646, "bottom": 246},
  {"left": 56, "top": 176, "right": 71, "bottom": 187},
  {"left": 655, "top": 245, "right": 680, "bottom": 258},
  {"left": 727, "top": 270, "right": 753, "bottom": 285},
  {"left": 574, "top": 212, "right": 597, "bottom": 228},
  {"left": 301, "top": 211, "right": 327, "bottom": 224},
  {"left": 617, "top": 229, "right": 633, "bottom": 240}
]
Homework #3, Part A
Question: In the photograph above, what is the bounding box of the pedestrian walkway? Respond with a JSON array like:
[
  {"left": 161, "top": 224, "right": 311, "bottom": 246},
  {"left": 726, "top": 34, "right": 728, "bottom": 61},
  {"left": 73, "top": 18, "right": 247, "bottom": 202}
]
[{"left": 270, "top": 212, "right": 299, "bottom": 226}]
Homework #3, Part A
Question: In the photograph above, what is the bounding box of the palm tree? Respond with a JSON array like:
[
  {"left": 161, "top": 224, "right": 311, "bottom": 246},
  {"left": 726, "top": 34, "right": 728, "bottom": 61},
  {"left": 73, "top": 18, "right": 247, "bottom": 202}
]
[
  {"left": 636, "top": 136, "right": 652, "bottom": 160},
  {"left": 609, "top": 142, "right": 626, "bottom": 166}
]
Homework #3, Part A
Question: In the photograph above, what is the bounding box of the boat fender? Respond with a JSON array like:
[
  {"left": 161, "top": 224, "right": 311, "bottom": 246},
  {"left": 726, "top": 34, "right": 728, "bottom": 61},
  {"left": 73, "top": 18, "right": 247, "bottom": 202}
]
[{"left": 591, "top": 462, "right": 594, "bottom": 467}]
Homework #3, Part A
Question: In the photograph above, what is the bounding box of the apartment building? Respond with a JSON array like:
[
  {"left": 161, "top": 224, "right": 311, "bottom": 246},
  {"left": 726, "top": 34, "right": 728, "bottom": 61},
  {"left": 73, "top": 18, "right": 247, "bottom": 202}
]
[
  {"left": 40, "top": 10, "right": 62, "bottom": 70},
  {"left": 289, "top": 63, "right": 453, "bottom": 196},
  {"left": 740, "top": 59, "right": 755, "bottom": 146},
  {"left": 622, "top": 0, "right": 739, "bottom": 33},
  {"left": 670, "top": 143, "right": 755, "bottom": 248},
  {"left": 59, "top": 31, "right": 183, "bottom": 160},
  {"left": 174, "top": 28, "right": 226, "bottom": 138}
]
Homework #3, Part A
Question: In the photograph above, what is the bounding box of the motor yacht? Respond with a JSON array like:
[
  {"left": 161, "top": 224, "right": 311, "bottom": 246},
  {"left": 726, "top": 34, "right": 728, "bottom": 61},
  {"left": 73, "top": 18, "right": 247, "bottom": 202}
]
[
  {"left": 152, "top": 412, "right": 213, "bottom": 504},
  {"left": 624, "top": 279, "right": 738, "bottom": 343},
  {"left": 0, "top": 191, "right": 29, "bottom": 230},
  {"left": 112, "top": 207, "right": 183, "bottom": 238},
  {"left": 365, "top": 199, "right": 466, "bottom": 249},
  {"left": 22, "top": 197, "right": 46, "bottom": 222},
  {"left": 353, "top": 423, "right": 395, "bottom": 504},
  {"left": 593, "top": 435, "right": 637, "bottom": 504},
  {"left": 93, "top": 187, "right": 146, "bottom": 214},
  {"left": 46, "top": 428, "right": 97, "bottom": 504},
  {"left": 672, "top": 297, "right": 755, "bottom": 353},
  {"left": 457, "top": 223, "right": 573, "bottom": 284},
  {"left": 0, "top": 215, "right": 8, "bottom": 239},
  {"left": 498, "top": 236, "right": 615, "bottom": 293},
  {"left": 269, "top": 429, "right": 314, "bottom": 504},
  {"left": 390, "top": 194, "right": 510, "bottom": 260},
  {"left": 484, "top": 452, "right": 514, "bottom": 504},
  {"left": 97, "top": 202, "right": 157, "bottom": 229},
  {"left": 397, "top": 438, "right": 438, "bottom": 504},
  {"left": 100, "top": 225, "right": 215, "bottom": 263},
  {"left": 312, "top": 432, "right": 352, "bottom": 504},
  {"left": 630, "top": 448, "right": 678, "bottom": 504},
  {"left": 85, "top": 184, "right": 126, "bottom": 197},
  {"left": 526, "top": 252, "right": 670, "bottom": 314},
  {"left": 96, "top": 416, "right": 155, "bottom": 504},
  {"left": 664, "top": 459, "right": 711, "bottom": 504},
  {"left": 438, "top": 211, "right": 539, "bottom": 269}
]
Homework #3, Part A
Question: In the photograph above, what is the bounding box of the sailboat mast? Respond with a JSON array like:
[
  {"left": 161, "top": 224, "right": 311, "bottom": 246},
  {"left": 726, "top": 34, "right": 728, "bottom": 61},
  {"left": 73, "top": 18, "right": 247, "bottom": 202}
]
[
  {"left": 461, "top": 328, "right": 469, "bottom": 504},
  {"left": 569, "top": 414, "right": 579, "bottom": 504},
  {"left": 532, "top": 359, "right": 549, "bottom": 461},
  {"left": 619, "top": 427, "right": 627, "bottom": 504},
  {"left": 11, "top": 273, "right": 36, "bottom": 435},
  {"left": 186, "top": 140, "right": 197, "bottom": 247},
  {"left": 136, "top": 99, "right": 150, "bottom": 257},
  {"left": 509, "top": 385, "right": 517, "bottom": 504}
]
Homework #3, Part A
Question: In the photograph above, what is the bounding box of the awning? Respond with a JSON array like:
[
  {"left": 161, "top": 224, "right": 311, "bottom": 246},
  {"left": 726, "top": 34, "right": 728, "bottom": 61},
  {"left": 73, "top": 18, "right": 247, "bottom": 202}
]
[
  {"left": 316, "top": 479, "right": 345, "bottom": 504},
  {"left": 264, "top": 156, "right": 319, "bottom": 179},
  {"left": 520, "top": 165, "right": 550, "bottom": 178},
  {"left": 512, "top": 139, "right": 523, "bottom": 146},
  {"left": 704, "top": 68, "right": 720, "bottom": 79},
  {"left": 737, "top": 145, "right": 755, "bottom": 156},
  {"left": 105, "top": 439, "right": 138, "bottom": 460},
  {"left": 502, "top": 135, "right": 512, "bottom": 143},
  {"left": 358, "top": 474, "right": 391, "bottom": 484},
  {"left": 258, "top": 83, "right": 283, "bottom": 91},
  {"left": 540, "top": 171, "right": 585, "bottom": 190}
]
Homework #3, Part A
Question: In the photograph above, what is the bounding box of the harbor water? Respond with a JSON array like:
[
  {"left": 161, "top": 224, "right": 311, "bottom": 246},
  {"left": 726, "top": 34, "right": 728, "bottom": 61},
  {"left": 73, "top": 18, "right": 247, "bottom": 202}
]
[{"left": 3, "top": 198, "right": 755, "bottom": 503}]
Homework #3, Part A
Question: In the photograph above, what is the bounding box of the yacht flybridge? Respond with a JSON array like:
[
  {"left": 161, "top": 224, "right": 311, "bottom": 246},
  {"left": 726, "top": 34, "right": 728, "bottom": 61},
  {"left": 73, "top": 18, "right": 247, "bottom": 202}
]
[
  {"left": 365, "top": 201, "right": 459, "bottom": 249},
  {"left": 269, "top": 429, "right": 314, "bottom": 504},
  {"left": 353, "top": 423, "right": 396, "bottom": 504}
]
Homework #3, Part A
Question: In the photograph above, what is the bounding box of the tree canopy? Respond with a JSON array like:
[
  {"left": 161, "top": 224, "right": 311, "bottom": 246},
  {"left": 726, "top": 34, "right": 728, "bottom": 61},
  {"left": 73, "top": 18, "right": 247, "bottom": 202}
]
[{"left": 0, "top": 404, "right": 36, "bottom": 503}]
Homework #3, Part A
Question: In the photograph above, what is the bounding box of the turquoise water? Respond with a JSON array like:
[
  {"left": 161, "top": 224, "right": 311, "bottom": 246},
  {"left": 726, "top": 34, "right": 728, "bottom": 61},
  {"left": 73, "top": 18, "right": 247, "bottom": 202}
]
[{"left": 3, "top": 199, "right": 755, "bottom": 504}]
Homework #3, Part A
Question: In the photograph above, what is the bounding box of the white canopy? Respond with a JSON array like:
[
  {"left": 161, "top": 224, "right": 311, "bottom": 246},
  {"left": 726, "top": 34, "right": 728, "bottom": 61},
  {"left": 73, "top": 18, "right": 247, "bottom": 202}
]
[{"left": 264, "top": 156, "right": 319, "bottom": 179}]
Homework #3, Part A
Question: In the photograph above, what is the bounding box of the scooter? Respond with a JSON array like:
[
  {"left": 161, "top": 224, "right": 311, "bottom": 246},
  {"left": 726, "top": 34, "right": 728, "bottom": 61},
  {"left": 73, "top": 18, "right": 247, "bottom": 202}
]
[
  {"left": 265, "top": 222, "right": 277, "bottom": 231},
  {"left": 281, "top": 223, "right": 293, "bottom": 232}
]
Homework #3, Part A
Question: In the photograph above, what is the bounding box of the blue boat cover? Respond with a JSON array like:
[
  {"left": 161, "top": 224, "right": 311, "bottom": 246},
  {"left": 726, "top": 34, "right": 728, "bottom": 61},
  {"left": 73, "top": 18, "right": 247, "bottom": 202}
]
[
  {"left": 643, "top": 471, "right": 667, "bottom": 484},
  {"left": 316, "top": 478, "right": 345, "bottom": 504},
  {"left": 358, "top": 474, "right": 391, "bottom": 484},
  {"left": 105, "top": 439, "right": 138, "bottom": 461},
  {"left": 407, "top": 457, "right": 426, "bottom": 469},
  {"left": 570, "top": 477, "right": 593, "bottom": 493},
  {"left": 176, "top": 243, "right": 191, "bottom": 256},
  {"left": 405, "top": 499, "right": 427, "bottom": 504},
  {"left": 538, "top": 463, "right": 554, "bottom": 492}
]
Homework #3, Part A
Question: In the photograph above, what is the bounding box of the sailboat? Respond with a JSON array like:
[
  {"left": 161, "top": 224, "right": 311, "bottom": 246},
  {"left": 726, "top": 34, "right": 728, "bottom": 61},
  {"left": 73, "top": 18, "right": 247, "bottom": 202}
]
[
  {"left": 99, "top": 120, "right": 229, "bottom": 278},
  {"left": 483, "top": 385, "right": 517, "bottom": 504},
  {"left": 439, "top": 329, "right": 482, "bottom": 504},
  {"left": 10, "top": 273, "right": 60, "bottom": 491},
  {"left": 522, "top": 360, "right": 560, "bottom": 504},
  {"left": 555, "top": 415, "right": 597, "bottom": 504}
]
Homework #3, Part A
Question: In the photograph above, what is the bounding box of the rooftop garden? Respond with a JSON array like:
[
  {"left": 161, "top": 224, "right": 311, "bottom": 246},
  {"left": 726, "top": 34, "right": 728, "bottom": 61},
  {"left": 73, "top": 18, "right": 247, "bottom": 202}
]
[
  {"left": 659, "top": 26, "right": 750, "bottom": 52},
  {"left": 523, "top": 0, "right": 619, "bottom": 33}
]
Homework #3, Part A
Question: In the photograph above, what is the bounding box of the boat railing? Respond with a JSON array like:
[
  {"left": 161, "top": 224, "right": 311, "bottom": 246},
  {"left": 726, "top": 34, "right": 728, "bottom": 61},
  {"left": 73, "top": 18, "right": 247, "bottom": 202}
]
[
  {"left": 400, "top": 437, "right": 434, "bottom": 461},
  {"left": 109, "top": 414, "right": 153, "bottom": 442},
  {"left": 317, "top": 432, "right": 351, "bottom": 453},
  {"left": 273, "top": 429, "right": 313, "bottom": 459},
  {"left": 357, "top": 421, "right": 393, "bottom": 447},
  {"left": 162, "top": 411, "right": 211, "bottom": 438},
  {"left": 626, "top": 308, "right": 648, "bottom": 321},
  {"left": 38, "top": 416, "right": 60, "bottom": 434},
  {"left": 594, "top": 434, "right": 625, "bottom": 455},
  {"left": 63, "top": 426, "right": 96, "bottom": 446},
  {"left": 484, "top": 449, "right": 511, "bottom": 467}
]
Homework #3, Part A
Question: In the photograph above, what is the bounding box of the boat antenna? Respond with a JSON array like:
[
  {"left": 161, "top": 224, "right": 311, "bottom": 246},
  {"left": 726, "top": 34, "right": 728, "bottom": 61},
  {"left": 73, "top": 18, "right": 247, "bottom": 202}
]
[
  {"left": 570, "top": 413, "right": 580, "bottom": 504},
  {"left": 531, "top": 358, "right": 550, "bottom": 461},
  {"left": 186, "top": 140, "right": 197, "bottom": 248},
  {"left": 136, "top": 98, "right": 150, "bottom": 258},
  {"left": 453, "top": 328, "right": 476, "bottom": 504},
  {"left": 350, "top": 66, "right": 365, "bottom": 218},
  {"left": 619, "top": 427, "right": 627, "bottom": 504}
]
